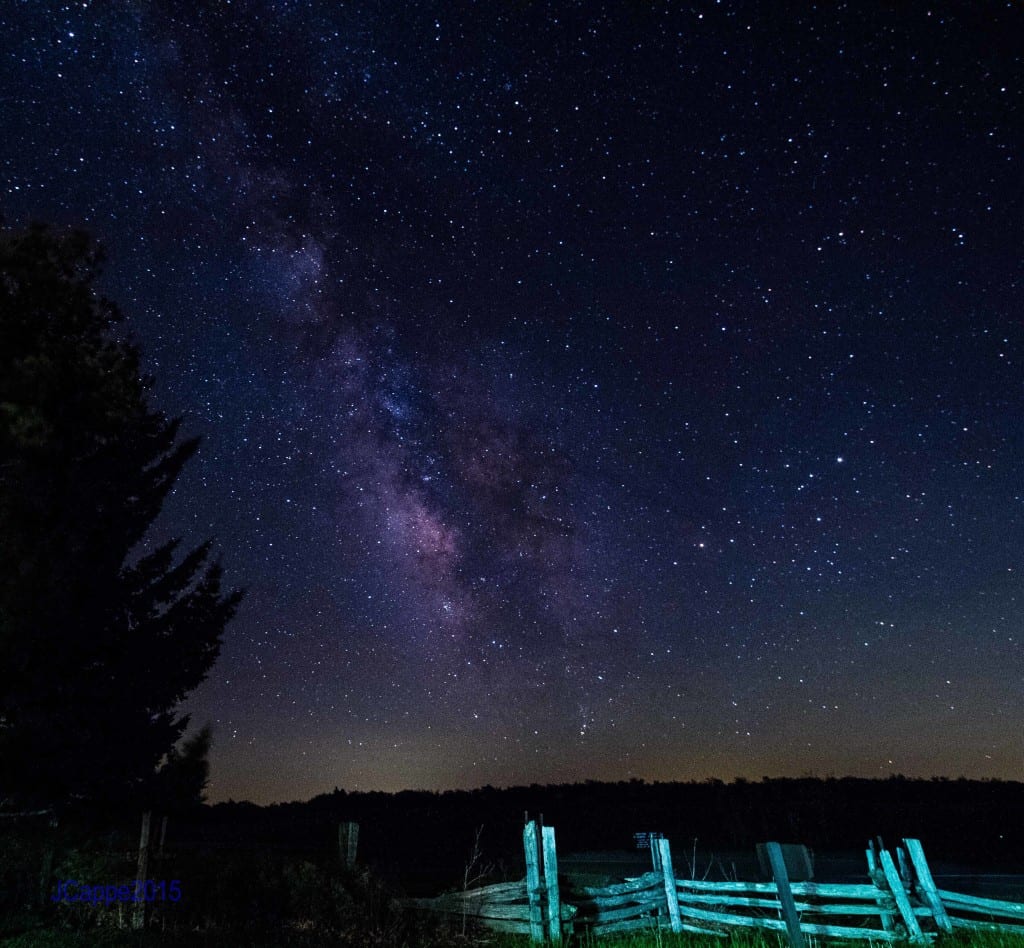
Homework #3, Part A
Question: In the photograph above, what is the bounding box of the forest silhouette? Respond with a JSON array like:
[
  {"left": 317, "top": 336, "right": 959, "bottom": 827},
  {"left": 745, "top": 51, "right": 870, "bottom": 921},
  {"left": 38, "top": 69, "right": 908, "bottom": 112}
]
[{"left": 163, "top": 775, "right": 1024, "bottom": 891}]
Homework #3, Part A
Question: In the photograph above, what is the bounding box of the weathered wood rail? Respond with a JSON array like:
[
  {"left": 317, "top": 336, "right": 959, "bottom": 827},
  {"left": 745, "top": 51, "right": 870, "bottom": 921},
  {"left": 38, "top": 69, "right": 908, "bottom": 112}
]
[
  {"left": 408, "top": 820, "right": 576, "bottom": 941},
  {"left": 411, "top": 821, "right": 1024, "bottom": 944}
]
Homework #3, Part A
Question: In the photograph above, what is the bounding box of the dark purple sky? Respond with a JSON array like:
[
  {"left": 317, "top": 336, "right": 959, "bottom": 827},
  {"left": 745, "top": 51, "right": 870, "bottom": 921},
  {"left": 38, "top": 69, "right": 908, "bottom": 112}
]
[{"left": 2, "top": 1, "right": 1022, "bottom": 803}]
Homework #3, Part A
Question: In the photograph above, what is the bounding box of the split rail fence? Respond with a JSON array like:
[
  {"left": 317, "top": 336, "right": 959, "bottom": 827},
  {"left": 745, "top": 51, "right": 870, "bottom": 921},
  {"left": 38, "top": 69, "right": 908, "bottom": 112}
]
[{"left": 411, "top": 821, "right": 1024, "bottom": 944}]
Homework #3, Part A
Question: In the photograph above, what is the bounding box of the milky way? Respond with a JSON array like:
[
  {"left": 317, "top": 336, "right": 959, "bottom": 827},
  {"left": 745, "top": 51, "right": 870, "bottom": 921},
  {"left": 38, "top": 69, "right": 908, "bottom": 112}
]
[{"left": 2, "top": 1, "right": 1022, "bottom": 801}]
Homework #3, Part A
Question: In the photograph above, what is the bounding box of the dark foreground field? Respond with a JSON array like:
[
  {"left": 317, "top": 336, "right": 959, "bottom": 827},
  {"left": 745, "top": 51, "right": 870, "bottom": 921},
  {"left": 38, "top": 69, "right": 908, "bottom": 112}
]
[
  {"left": 7, "top": 927, "right": 1024, "bottom": 948},
  {"left": 6, "top": 777, "right": 1024, "bottom": 946},
  {"left": 5, "top": 846, "right": 1024, "bottom": 948}
]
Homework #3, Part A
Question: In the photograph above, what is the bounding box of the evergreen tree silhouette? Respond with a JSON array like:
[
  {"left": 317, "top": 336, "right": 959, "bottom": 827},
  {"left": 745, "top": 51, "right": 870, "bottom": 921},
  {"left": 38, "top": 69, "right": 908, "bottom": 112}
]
[{"left": 0, "top": 222, "right": 243, "bottom": 811}]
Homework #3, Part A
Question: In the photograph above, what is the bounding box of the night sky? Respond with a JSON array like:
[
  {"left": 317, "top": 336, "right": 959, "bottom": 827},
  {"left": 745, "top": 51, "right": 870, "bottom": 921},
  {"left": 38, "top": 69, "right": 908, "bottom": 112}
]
[{"left": 3, "top": 2, "right": 1022, "bottom": 805}]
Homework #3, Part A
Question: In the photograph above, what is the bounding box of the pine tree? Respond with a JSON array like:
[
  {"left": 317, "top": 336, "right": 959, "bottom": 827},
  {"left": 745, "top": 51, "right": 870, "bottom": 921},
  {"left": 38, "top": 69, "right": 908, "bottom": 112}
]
[
  {"left": 153, "top": 724, "right": 213, "bottom": 812},
  {"left": 0, "top": 222, "right": 243, "bottom": 810}
]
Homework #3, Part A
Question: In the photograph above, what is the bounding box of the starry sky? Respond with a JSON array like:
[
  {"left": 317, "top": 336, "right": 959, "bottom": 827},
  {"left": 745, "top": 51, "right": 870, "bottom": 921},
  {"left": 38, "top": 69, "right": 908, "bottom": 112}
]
[{"left": 2, "top": 1, "right": 1022, "bottom": 805}]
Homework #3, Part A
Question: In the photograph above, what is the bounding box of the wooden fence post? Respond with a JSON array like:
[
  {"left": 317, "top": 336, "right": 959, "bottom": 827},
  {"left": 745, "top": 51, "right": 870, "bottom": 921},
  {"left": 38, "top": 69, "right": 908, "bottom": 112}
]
[
  {"left": 867, "top": 840, "right": 896, "bottom": 934},
  {"left": 38, "top": 840, "right": 56, "bottom": 909},
  {"left": 897, "top": 844, "right": 911, "bottom": 885},
  {"left": 650, "top": 832, "right": 663, "bottom": 872},
  {"left": 903, "top": 838, "right": 953, "bottom": 934},
  {"left": 879, "top": 848, "right": 925, "bottom": 942},
  {"left": 542, "top": 825, "right": 562, "bottom": 943},
  {"left": 657, "top": 836, "right": 683, "bottom": 933},
  {"left": 523, "top": 819, "right": 545, "bottom": 943},
  {"left": 132, "top": 811, "right": 151, "bottom": 930},
  {"left": 766, "top": 841, "right": 805, "bottom": 948},
  {"left": 338, "top": 821, "right": 359, "bottom": 868}
]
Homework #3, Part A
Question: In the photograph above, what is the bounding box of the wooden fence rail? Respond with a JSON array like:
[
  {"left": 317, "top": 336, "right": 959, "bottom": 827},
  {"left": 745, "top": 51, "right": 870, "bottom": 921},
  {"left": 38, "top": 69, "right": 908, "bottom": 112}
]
[
  {"left": 411, "top": 827, "right": 1024, "bottom": 944},
  {"left": 407, "top": 820, "right": 576, "bottom": 941},
  {"left": 406, "top": 879, "right": 577, "bottom": 936}
]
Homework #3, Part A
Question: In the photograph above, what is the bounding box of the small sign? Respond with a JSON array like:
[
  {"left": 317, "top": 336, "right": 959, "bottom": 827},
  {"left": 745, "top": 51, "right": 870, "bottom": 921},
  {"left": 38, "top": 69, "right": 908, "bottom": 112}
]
[{"left": 634, "top": 831, "right": 663, "bottom": 850}]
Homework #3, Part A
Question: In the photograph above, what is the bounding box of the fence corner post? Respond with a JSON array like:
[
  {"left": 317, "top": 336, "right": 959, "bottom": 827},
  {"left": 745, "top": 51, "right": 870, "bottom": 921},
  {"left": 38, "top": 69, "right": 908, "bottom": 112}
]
[
  {"left": 657, "top": 836, "right": 683, "bottom": 933},
  {"left": 903, "top": 838, "right": 953, "bottom": 934},
  {"left": 523, "top": 819, "right": 546, "bottom": 943},
  {"left": 766, "top": 841, "right": 805, "bottom": 948},
  {"left": 542, "top": 825, "right": 562, "bottom": 943},
  {"left": 132, "top": 810, "right": 152, "bottom": 930},
  {"left": 650, "top": 832, "right": 663, "bottom": 872},
  {"left": 338, "top": 821, "right": 359, "bottom": 868},
  {"left": 879, "top": 847, "right": 925, "bottom": 942}
]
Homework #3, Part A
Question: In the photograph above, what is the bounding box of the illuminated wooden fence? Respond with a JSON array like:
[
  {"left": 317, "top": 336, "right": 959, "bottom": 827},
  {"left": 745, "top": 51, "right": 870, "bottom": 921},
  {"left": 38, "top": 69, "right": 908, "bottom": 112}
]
[
  {"left": 411, "top": 823, "right": 1024, "bottom": 944},
  {"left": 407, "top": 819, "right": 575, "bottom": 941}
]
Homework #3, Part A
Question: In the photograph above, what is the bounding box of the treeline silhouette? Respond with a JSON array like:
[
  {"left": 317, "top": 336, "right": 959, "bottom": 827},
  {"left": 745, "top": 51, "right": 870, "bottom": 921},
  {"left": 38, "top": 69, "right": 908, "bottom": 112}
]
[{"left": 165, "top": 776, "right": 1024, "bottom": 890}]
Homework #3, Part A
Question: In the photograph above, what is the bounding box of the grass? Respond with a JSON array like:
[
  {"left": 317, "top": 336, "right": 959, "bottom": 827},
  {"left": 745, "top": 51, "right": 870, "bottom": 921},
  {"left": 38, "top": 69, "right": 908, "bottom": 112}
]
[
  {"left": 0, "top": 932, "right": 371, "bottom": 947},
  {"left": 9, "top": 928, "right": 1024, "bottom": 948},
  {"left": 5, "top": 831, "right": 1024, "bottom": 948},
  {"left": 489, "top": 934, "right": 1024, "bottom": 948}
]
